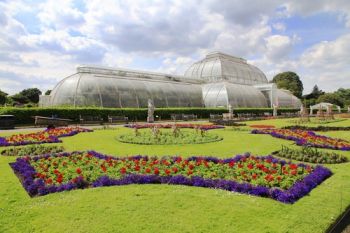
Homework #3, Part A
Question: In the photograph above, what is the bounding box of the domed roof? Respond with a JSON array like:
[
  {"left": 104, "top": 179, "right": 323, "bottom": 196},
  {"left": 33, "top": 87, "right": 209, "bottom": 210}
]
[{"left": 184, "top": 52, "right": 268, "bottom": 85}]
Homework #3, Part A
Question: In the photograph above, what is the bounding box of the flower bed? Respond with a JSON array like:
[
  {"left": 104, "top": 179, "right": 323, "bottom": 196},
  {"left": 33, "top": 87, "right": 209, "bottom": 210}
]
[
  {"left": 273, "top": 145, "right": 348, "bottom": 164},
  {"left": 124, "top": 123, "right": 224, "bottom": 130},
  {"left": 252, "top": 129, "right": 350, "bottom": 151},
  {"left": 249, "top": 125, "right": 276, "bottom": 129},
  {"left": 1, "top": 144, "right": 65, "bottom": 157},
  {"left": 283, "top": 125, "right": 350, "bottom": 131},
  {"left": 117, "top": 129, "right": 222, "bottom": 145},
  {"left": 11, "top": 151, "right": 332, "bottom": 203},
  {"left": 0, "top": 127, "right": 92, "bottom": 147}
]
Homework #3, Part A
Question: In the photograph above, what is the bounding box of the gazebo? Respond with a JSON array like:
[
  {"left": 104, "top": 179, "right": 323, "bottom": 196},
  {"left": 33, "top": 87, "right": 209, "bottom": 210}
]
[{"left": 309, "top": 102, "right": 341, "bottom": 115}]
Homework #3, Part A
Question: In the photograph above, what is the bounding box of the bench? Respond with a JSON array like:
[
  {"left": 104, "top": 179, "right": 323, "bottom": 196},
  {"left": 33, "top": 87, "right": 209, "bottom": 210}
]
[
  {"left": 108, "top": 115, "right": 129, "bottom": 124},
  {"left": 79, "top": 115, "right": 103, "bottom": 125},
  {"left": 182, "top": 114, "right": 197, "bottom": 121},
  {"left": 34, "top": 116, "right": 72, "bottom": 127},
  {"left": 209, "top": 114, "right": 222, "bottom": 123},
  {"left": 170, "top": 114, "right": 183, "bottom": 121}
]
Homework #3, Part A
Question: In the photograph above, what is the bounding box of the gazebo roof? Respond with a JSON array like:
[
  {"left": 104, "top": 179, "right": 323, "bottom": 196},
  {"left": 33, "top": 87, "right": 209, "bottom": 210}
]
[{"left": 310, "top": 102, "right": 340, "bottom": 109}]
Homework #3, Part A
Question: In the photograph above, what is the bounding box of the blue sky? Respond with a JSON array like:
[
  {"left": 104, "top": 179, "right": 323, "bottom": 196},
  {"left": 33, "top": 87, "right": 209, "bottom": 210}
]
[{"left": 0, "top": 0, "right": 349, "bottom": 95}]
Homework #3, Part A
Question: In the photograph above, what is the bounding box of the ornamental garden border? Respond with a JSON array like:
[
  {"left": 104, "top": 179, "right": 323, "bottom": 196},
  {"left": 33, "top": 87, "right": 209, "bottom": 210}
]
[{"left": 10, "top": 151, "right": 332, "bottom": 204}]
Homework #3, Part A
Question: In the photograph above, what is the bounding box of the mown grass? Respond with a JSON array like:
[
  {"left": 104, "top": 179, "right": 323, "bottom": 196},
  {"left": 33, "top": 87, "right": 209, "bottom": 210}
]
[{"left": 0, "top": 118, "right": 349, "bottom": 233}]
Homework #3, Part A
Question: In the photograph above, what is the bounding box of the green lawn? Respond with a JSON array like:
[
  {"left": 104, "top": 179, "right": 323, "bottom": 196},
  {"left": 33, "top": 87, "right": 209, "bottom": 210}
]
[{"left": 0, "top": 118, "right": 350, "bottom": 233}]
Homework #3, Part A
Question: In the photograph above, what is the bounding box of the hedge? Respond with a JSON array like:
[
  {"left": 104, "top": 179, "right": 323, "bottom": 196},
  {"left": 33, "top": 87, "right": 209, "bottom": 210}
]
[{"left": 0, "top": 107, "right": 300, "bottom": 125}]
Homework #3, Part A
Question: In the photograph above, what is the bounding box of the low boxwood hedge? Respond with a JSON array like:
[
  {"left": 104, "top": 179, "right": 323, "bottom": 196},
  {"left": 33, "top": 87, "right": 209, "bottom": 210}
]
[{"left": 0, "top": 107, "right": 300, "bottom": 125}]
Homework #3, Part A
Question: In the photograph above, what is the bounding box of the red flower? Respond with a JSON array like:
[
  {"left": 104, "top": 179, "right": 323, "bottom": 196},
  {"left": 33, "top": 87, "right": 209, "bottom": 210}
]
[
  {"left": 145, "top": 168, "right": 151, "bottom": 173},
  {"left": 247, "top": 163, "right": 254, "bottom": 170},
  {"left": 45, "top": 178, "right": 53, "bottom": 184},
  {"left": 57, "top": 176, "right": 63, "bottom": 184},
  {"left": 187, "top": 170, "right": 193, "bottom": 175},
  {"left": 120, "top": 167, "right": 127, "bottom": 174},
  {"left": 154, "top": 167, "right": 159, "bottom": 175},
  {"left": 291, "top": 170, "right": 297, "bottom": 176},
  {"left": 188, "top": 164, "right": 194, "bottom": 170},
  {"left": 165, "top": 169, "right": 171, "bottom": 175},
  {"left": 101, "top": 165, "right": 107, "bottom": 173},
  {"left": 229, "top": 161, "right": 235, "bottom": 167},
  {"left": 176, "top": 157, "right": 182, "bottom": 163},
  {"left": 172, "top": 167, "right": 178, "bottom": 173},
  {"left": 134, "top": 165, "right": 140, "bottom": 171},
  {"left": 252, "top": 173, "right": 257, "bottom": 179},
  {"left": 76, "top": 168, "right": 82, "bottom": 174}
]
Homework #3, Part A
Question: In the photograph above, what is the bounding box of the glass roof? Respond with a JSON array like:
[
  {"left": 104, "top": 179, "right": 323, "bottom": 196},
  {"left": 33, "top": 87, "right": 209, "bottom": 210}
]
[
  {"left": 49, "top": 73, "right": 203, "bottom": 108},
  {"left": 184, "top": 52, "right": 268, "bottom": 85}
]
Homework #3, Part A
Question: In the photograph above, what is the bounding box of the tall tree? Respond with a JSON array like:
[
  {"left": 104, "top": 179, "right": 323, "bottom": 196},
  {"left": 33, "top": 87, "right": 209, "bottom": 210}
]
[
  {"left": 0, "top": 90, "right": 8, "bottom": 105},
  {"left": 19, "top": 88, "right": 42, "bottom": 103},
  {"left": 272, "top": 71, "right": 304, "bottom": 98}
]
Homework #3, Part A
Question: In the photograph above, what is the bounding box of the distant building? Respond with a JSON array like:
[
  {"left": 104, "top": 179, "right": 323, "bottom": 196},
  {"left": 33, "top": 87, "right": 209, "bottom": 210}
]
[{"left": 39, "top": 52, "right": 301, "bottom": 108}]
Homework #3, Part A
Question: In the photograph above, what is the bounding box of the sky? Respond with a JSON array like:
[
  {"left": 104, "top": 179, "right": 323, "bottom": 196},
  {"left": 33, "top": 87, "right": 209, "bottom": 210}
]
[{"left": 0, "top": 0, "right": 349, "bottom": 95}]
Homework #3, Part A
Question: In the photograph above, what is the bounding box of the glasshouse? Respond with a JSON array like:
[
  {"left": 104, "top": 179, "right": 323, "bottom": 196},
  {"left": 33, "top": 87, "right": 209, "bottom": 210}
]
[{"left": 39, "top": 52, "right": 301, "bottom": 108}]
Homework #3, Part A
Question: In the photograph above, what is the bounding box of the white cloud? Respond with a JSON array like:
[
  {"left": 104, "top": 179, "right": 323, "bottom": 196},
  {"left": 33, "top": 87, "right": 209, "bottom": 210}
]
[
  {"left": 37, "top": 0, "right": 85, "bottom": 30},
  {"left": 0, "top": 0, "right": 349, "bottom": 95},
  {"left": 272, "top": 22, "right": 286, "bottom": 31}
]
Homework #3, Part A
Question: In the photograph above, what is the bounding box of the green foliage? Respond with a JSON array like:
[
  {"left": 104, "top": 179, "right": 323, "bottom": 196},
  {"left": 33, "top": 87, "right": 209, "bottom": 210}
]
[
  {"left": 0, "top": 107, "right": 300, "bottom": 124},
  {"left": 316, "top": 93, "right": 344, "bottom": 107},
  {"left": 1, "top": 144, "right": 64, "bottom": 157},
  {"left": 303, "top": 85, "right": 325, "bottom": 100},
  {"left": 10, "top": 93, "right": 30, "bottom": 104},
  {"left": 275, "top": 145, "right": 348, "bottom": 164},
  {"left": 117, "top": 128, "right": 223, "bottom": 145},
  {"left": 45, "top": 90, "right": 52, "bottom": 95},
  {"left": 0, "top": 90, "right": 8, "bottom": 105},
  {"left": 19, "top": 88, "right": 42, "bottom": 103},
  {"left": 334, "top": 88, "right": 350, "bottom": 106},
  {"left": 272, "top": 71, "right": 304, "bottom": 98}
]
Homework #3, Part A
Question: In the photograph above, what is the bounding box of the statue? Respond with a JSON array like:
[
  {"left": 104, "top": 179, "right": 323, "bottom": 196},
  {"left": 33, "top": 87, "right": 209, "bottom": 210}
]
[
  {"left": 273, "top": 104, "right": 278, "bottom": 117},
  {"left": 147, "top": 99, "right": 155, "bottom": 123},
  {"left": 228, "top": 104, "right": 233, "bottom": 120}
]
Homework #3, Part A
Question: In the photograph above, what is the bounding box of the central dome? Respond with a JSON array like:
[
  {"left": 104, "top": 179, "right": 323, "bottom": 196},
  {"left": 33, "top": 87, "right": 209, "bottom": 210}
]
[{"left": 184, "top": 52, "right": 268, "bottom": 85}]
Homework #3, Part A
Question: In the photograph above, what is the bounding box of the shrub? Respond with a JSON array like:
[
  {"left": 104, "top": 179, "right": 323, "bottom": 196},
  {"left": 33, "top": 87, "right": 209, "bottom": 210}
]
[
  {"left": 273, "top": 145, "right": 348, "bottom": 164},
  {"left": 1, "top": 144, "right": 65, "bottom": 157},
  {"left": 0, "top": 107, "right": 300, "bottom": 125}
]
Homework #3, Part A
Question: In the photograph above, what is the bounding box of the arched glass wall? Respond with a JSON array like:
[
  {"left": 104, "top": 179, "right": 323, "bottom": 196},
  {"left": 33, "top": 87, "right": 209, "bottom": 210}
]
[
  {"left": 49, "top": 73, "right": 203, "bottom": 108},
  {"left": 202, "top": 82, "right": 268, "bottom": 108}
]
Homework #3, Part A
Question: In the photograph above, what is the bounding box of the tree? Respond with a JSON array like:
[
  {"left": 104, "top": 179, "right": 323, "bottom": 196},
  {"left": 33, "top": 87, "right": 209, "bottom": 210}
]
[
  {"left": 316, "top": 93, "right": 344, "bottom": 107},
  {"left": 334, "top": 88, "right": 350, "bottom": 106},
  {"left": 0, "top": 90, "right": 8, "bottom": 105},
  {"left": 10, "top": 93, "right": 30, "bottom": 104},
  {"left": 45, "top": 90, "right": 52, "bottom": 95},
  {"left": 272, "top": 71, "right": 304, "bottom": 98},
  {"left": 19, "top": 88, "right": 42, "bottom": 103},
  {"left": 304, "top": 85, "right": 324, "bottom": 99}
]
